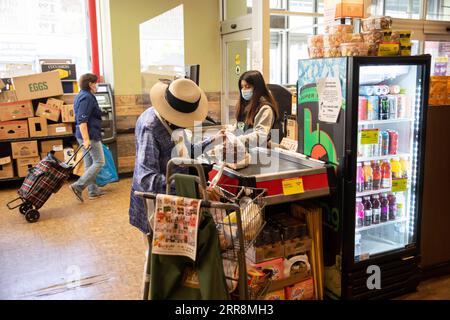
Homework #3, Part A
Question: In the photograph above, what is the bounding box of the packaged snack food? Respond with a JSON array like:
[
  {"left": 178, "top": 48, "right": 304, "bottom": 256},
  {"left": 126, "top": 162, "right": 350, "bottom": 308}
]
[
  {"left": 382, "top": 29, "right": 393, "bottom": 42},
  {"left": 340, "top": 42, "right": 368, "bottom": 56},
  {"left": 399, "top": 44, "right": 412, "bottom": 56},
  {"left": 328, "top": 24, "right": 353, "bottom": 34},
  {"left": 378, "top": 42, "right": 400, "bottom": 56},
  {"left": 324, "top": 46, "right": 341, "bottom": 58},
  {"left": 323, "top": 33, "right": 353, "bottom": 47},
  {"left": 349, "top": 33, "right": 363, "bottom": 43},
  {"left": 361, "top": 30, "right": 384, "bottom": 44},
  {"left": 308, "top": 46, "right": 324, "bottom": 58},
  {"left": 429, "top": 76, "right": 447, "bottom": 106},
  {"left": 367, "top": 43, "right": 380, "bottom": 56},
  {"left": 361, "top": 16, "right": 392, "bottom": 32},
  {"left": 307, "top": 35, "right": 324, "bottom": 47},
  {"left": 398, "top": 30, "right": 412, "bottom": 46}
]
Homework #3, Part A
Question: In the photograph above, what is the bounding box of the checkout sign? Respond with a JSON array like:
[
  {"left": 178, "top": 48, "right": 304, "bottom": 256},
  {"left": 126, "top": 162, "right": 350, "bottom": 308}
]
[{"left": 282, "top": 177, "right": 305, "bottom": 196}]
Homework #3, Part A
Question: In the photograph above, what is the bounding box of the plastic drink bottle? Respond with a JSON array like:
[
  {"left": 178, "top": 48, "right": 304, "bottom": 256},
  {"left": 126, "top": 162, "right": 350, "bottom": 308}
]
[
  {"left": 356, "top": 198, "right": 364, "bottom": 228},
  {"left": 388, "top": 192, "right": 397, "bottom": 220},
  {"left": 363, "top": 197, "right": 373, "bottom": 226},
  {"left": 371, "top": 195, "right": 381, "bottom": 224},
  {"left": 400, "top": 157, "right": 409, "bottom": 179},
  {"left": 380, "top": 193, "right": 389, "bottom": 222},
  {"left": 391, "top": 157, "right": 402, "bottom": 179},
  {"left": 357, "top": 163, "right": 365, "bottom": 193},
  {"left": 372, "top": 161, "right": 381, "bottom": 190},
  {"left": 381, "top": 160, "right": 391, "bottom": 188},
  {"left": 363, "top": 162, "right": 373, "bottom": 191},
  {"left": 396, "top": 192, "right": 405, "bottom": 218}
]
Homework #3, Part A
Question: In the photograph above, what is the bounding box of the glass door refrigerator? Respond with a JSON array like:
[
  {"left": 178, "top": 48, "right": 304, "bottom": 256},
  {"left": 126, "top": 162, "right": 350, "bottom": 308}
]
[{"left": 297, "top": 55, "right": 431, "bottom": 299}]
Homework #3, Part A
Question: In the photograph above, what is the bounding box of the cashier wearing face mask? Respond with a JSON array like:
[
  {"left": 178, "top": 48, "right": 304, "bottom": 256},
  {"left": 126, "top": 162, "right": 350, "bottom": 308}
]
[{"left": 233, "top": 70, "right": 279, "bottom": 147}]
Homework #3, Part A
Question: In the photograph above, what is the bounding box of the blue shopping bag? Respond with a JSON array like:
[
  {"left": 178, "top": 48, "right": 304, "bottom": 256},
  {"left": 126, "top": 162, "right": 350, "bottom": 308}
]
[{"left": 96, "top": 144, "right": 119, "bottom": 187}]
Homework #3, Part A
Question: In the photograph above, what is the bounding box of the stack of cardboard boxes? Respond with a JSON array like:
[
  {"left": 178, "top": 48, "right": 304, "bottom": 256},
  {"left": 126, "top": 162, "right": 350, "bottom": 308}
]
[{"left": 0, "top": 71, "right": 76, "bottom": 179}]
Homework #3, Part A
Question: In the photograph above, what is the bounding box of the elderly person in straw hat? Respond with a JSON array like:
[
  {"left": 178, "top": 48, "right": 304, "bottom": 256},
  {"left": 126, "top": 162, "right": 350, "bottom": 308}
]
[{"left": 129, "top": 78, "right": 224, "bottom": 234}]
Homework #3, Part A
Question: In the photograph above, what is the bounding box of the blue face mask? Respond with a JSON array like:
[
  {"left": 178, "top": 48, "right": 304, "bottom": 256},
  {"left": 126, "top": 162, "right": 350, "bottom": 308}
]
[{"left": 241, "top": 88, "right": 253, "bottom": 101}]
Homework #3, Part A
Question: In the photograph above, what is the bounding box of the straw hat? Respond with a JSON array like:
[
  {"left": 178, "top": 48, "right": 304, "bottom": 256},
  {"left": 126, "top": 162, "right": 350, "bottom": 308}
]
[{"left": 150, "top": 78, "right": 209, "bottom": 128}]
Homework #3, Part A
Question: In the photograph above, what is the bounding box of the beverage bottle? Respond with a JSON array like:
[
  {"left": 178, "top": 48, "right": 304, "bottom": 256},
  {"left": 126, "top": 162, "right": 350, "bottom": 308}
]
[
  {"left": 381, "top": 160, "right": 392, "bottom": 189},
  {"left": 356, "top": 198, "right": 364, "bottom": 228},
  {"left": 379, "top": 96, "right": 390, "bottom": 120},
  {"left": 357, "top": 130, "right": 363, "bottom": 157},
  {"left": 372, "top": 161, "right": 381, "bottom": 190},
  {"left": 363, "top": 162, "right": 373, "bottom": 191},
  {"left": 380, "top": 130, "right": 390, "bottom": 156},
  {"left": 397, "top": 93, "right": 407, "bottom": 118},
  {"left": 388, "top": 192, "right": 397, "bottom": 220},
  {"left": 355, "top": 232, "right": 362, "bottom": 256},
  {"left": 400, "top": 157, "right": 409, "bottom": 179},
  {"left": 388, "top": 95, "right": 398, "bottom": 119},
  {"left": 388, "top": 130, "right": 399, "bottom": 155},
  {"left": 372, "top": 134, "right": 380, "bottom": 157},
  {"left": 380, "top": 193, "right": 389, "bottom": 222},
  {"left": 371, "top": 195, "right": 381, "bottom": 224},
  {"left": 396, "top": 192, "right": 405, "bottom": 219},
  {"left": 358, "top": 96, "right": 368, "bottom": 121},
  {"left": 391, "top": 157, "right": 402, "bottom": 179},
  {"left": 356, "top": 163, "right": 365, "bottom": 193},
  {"left": 363, "top": 196, "right": 373, "bottom": 226}
]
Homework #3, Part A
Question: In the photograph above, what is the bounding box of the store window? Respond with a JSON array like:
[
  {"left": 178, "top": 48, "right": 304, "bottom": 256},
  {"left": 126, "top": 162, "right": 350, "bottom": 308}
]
[
  {"left": 427, "top": 0, "right": 450, "bottom": 20},
  {"left": 0, "top": 0, "right": 90, "bottom": 78},
  {"left": 369, "top": 0, "right": 422, "bottom": 19},
  {"left": 224, "top": 0, "right": 252, "bottom": 20}
]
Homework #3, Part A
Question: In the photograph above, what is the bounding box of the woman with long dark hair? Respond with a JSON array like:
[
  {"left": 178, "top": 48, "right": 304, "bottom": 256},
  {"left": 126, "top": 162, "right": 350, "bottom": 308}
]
[{"left": 232, "top": 70, "right": 279, "bottom": 146}]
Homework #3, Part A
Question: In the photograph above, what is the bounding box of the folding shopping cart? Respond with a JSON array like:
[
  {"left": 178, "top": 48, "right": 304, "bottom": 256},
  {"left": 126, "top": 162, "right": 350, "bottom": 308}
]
[
  {"left": 6, "top": 145, "right": 88, "bottom": 223},
  {"left": 135, "top": 158, "right": 269, "bottom": 300}
]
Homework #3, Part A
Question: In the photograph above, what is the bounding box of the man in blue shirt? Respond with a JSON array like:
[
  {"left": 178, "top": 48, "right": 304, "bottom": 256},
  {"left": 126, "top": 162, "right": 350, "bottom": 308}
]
[
  {"left": 129, "top": 78, "right": 224, "bottom": 234},
  {"left": 69, "top": 73, "right": 105, "bottom": 202}
]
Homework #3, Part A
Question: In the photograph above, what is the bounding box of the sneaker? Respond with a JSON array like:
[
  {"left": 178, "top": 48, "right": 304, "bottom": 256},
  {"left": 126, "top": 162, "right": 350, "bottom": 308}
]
[
  {"left": 69, "top": 184, "right": 84, "bottom": 203},
  {"left": 88, "top": 190, "right": 106, "bottom": 200}
]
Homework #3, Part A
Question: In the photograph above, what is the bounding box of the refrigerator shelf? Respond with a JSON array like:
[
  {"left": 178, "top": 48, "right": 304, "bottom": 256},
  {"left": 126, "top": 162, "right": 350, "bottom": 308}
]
[
  {"left": 358, "top": 118, "right": 412, "bottom": 126},
  {"left": 356, "top": 188, "right": 391, "bottom": 197},
  {"left": 358, "top": 152, "right": 410, "bottom": 162},
  {"left": 356, "top": 217, "right": 408, "bottom": 232}
]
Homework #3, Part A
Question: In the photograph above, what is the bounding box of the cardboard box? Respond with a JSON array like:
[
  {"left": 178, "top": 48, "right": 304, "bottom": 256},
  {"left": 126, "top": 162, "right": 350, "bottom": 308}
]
[
  {"left": 40, "top": 139, "right": 64, "bottom": 153},
  {"left": 0, "top": 100, "right": 34, "bottom": 122},
  {"left": 46, "top": 98, "right": 64, "bottom": 110},
  {"left": 16, "top": 156, "right": 40, "bottom": 177},
  {"left": 0, "top": 91, "right": 18, "bottom": 104},
  {"left": 286, "top": 117, "right": 298, "bottom": 140},
  {"left": 11, "top": 140, "right": 38, "bottom": 159},
  {"left": 61, "top": 104, "right": 75, "bottom": 122},
  {"left": 0, "top": 156, "right": 14, "bottom": 179},
  {"left": 0, "top": 120, "right": 29, "bottom": 140},
  {"left": 47, "top": 123, "right": 73, "bottom": 136},
  {"left": 57, "top": 94, "right": 76, "bottom": 105},
  {"left": 28, "top": 117, "right": 48, "bottom": 138},
  {"left": 41, "top": 63, "right": 77, "bottom": 81},
  {"left": 284, "top": 237, "right": 312, "bottom": 257},
  {"left": 36, "top": 102, "right": 61, "bottom": 122},
  {"left": 248, "top": 258, "right": 285, "bottom": 281},
  {"left": 285, "top": 278, "right": 314, "bottom": 300},
  {"left": 11, "top": 71, "right": 63, "bottom": 101},
  {"left": 41, "top": 151, "right": 64, "bottom": 162},
  {"left": 246, "top": 242, "right": 284, "bottom": 264},
  {"left": 264, "top": 289, "right": 285, "bottom": 300},
  {"left": 326, "top": 0, "right": 364, "bottom": 18}
]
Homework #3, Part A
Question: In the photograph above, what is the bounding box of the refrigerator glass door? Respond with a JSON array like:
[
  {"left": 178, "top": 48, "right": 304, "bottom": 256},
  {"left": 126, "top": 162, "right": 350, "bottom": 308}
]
[{"left": 354, "top": 63, "right": 424, "bottom": 262}]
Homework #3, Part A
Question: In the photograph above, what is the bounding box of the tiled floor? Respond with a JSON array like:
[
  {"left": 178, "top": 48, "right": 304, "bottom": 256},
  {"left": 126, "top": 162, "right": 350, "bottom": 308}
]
[{"left": 0, "top": 177, "right": 449, "bottom": 300}]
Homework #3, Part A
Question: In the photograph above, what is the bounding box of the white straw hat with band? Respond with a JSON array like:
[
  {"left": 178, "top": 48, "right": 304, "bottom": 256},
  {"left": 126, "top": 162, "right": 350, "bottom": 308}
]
[{"left": 150, "top": 78, "right": 209, "bottom": 128}]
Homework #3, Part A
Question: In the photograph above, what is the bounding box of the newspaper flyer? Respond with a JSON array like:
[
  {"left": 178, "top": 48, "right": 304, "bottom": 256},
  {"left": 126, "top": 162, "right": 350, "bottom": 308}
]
[{"left": 152, "top": 194, "right": 201, "bottom": 261}]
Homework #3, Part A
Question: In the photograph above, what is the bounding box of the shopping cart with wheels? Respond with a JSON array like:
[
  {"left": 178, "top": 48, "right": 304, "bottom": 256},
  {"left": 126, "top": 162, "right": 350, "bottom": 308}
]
[
  {"left": 6, "top": 145, "right": 88, "bottom": 223},
  {"left": 135, "top": 158, "right": 269, "bottom": 300}
]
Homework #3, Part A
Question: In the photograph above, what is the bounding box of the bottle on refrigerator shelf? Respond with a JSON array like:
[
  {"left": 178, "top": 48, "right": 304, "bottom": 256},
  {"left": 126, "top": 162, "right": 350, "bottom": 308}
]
[
  {"left": 381, "top": 160, "right": 392, "bottom": 189},
  {"left": 367, "top": 96, "right": 379, "bottom": 120},
  {"left": 363, "top": 197, "right": 373, "bottom": 227},
  {"left": 357, "top": 131, "right": 363, "bottom": 157},
  {"left": 356, "top": 198, "right": 364, "bottom": 228},
  {"left": 372, "top": 161, "right": 381, "bottom": 190},
  {"left": 380, "top": 193, "right": 389, "bottom": 222},
  {"left": 372, "top": 136, "right": 380, "bottom": 157},
  {"left": 400, "top": 157, "right": 409, "bottom": 179},
  {"left": 388, "top": 130, "right": 399, "bottom": 155},
  {"left": 363, "top": 162, "right": 373, "bottom": 191},
  {"left": 388, "top": 192, "right": 397, "bottom": 220},
  {"left": 391, "top": 157, "right": 402, "bottom": 179},
  {"left": 357, "top": 163, "right": 365, "bottom": 193},
  {"left": 387, "top": 95, "right": 398, "bottom": 119},
  {"left": 358, "top": 96, "right": 368, "bottom": 121},
  {"left": 380, "top": 130, "right": 390, "bottom": 156},
  {"left": 373, "top": 86, "right": 383, "bottom": 96},
  {"left": 381, "top": 85, "right": 390, "bottom": 95},
  {"left": 379, "top": 96, "right": 390, "bottom": 120},
  {"left": 396, "top": 192, "right": 405, "bottom": 219},
  {"left": 389, "top": 85, "right": 401, "bottom": 94},
  {"left": 360, "top": 86, "right": 374, "bottom": 96},
  {"left": 355, "top": 232, "right": 362, "bottom": 256},
  {"left": 371, "top": 195, "right": 381, "bottom": 224},
  {"left": 397, "top": 93, "right": 407, "bottom": 118}
]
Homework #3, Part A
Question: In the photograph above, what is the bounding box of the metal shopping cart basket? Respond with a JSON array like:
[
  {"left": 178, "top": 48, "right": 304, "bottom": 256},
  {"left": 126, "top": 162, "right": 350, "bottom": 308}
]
[
  {"left": 6, "top": 145, "right": 88, "bottom": 223},
  {"left": 135, "top": 158, "right": 269, "bottom": 300}
]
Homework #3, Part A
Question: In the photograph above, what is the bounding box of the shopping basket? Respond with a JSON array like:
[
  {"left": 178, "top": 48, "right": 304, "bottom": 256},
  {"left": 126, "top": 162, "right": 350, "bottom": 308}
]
[
  {"left": 136, "top": 158, "right": 269, "bottom": 300},
  {"left": 6, "top": 145, "right": 89, "bottom": 223}
]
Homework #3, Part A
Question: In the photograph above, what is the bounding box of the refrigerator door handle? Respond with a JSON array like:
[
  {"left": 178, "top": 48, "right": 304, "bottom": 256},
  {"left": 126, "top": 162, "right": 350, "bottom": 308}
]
[{"left": 345, "top": 150, "right": 354, "bottom": 183}]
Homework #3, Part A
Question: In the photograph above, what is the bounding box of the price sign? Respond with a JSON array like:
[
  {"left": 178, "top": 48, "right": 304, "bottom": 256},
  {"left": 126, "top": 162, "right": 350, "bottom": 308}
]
[
  {"left": 392, "top": 178, "right": 408, "bottom": 192},
  {"left": 282, "top": 177, "right": 305, "bottom": 196},
  {"left": 361, "top": 129, "right": 379, "bottom": 145}
]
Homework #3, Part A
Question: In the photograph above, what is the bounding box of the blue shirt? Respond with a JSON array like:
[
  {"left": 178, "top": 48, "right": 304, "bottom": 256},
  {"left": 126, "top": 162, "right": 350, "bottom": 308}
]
[
  {"left": 128, "top": 107, "right": 212, "bottom": 233},
  {"left": 74, "top": 89, "right": 103, "bottom": 141}
]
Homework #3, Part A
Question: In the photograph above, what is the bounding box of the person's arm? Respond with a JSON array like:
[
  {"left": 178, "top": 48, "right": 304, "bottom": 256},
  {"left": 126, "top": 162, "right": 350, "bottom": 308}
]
[
  {"left": 75, "top": 96, "right": 94, "bottom": 148},
  {"left": 191, "top": 129, "right": 225, "bottom": 158},
  {"left": 135, "top": 124, "right": 167, "bottom": 195},
  {"left": 237, "top": 105, "right": 274, "bottom": 147}
]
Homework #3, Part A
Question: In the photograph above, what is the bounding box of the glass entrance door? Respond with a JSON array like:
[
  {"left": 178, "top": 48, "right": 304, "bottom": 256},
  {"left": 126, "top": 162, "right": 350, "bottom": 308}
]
[{"left": 221, "top": 30, "right": 252, "bottom": 124}]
